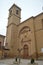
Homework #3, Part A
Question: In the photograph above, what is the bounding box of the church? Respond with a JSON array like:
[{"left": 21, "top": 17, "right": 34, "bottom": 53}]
[{"left": 0, "top": 4, "right": 43, "bottom": 59}]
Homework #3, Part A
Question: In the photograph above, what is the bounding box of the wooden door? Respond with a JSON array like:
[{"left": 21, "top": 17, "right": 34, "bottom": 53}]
[{"left": 23, "top": 44, "right": 29, "bottom": 58}]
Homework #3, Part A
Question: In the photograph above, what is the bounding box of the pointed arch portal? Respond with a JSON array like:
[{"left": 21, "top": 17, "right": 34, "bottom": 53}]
[{"left": 19, "top": 26, "right": 31, "bottom": 58}]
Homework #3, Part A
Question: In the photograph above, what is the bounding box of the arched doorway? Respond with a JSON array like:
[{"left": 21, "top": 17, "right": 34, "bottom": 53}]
[{"left": 23, "top": 44, "right": 29, "bottom": 59}]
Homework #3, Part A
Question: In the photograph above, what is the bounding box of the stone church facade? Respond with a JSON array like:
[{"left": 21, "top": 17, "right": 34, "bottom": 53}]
[{"left": 5, "top": 4, "right": 43, "bottom": 59}]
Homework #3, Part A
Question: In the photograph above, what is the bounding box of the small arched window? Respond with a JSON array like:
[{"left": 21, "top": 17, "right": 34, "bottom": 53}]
[
  {"left": 16, "top": 10, "right": 19, "bottom": 15},
  {"left": 10, "top": 10, "right": 12, "bottom": 16}
]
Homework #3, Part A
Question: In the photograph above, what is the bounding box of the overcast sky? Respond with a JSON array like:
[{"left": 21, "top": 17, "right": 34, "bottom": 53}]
[{"left": 0, "top": 0, "right": 43, "bottom": 35}]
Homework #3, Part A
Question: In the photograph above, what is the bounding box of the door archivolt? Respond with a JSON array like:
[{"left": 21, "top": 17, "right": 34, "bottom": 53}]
[{"left": 19, "top": 26, "right": 31, "bottom": 37}]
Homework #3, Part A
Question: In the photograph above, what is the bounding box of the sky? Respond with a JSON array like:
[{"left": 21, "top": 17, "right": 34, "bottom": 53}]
[{"left": 0, "top": 0, "right": 43, "bottom": 36}]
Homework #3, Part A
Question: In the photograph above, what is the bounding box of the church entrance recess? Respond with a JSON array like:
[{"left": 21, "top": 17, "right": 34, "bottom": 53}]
[{"left": 23, "top": 44, "right": 29, "bottom": 58}]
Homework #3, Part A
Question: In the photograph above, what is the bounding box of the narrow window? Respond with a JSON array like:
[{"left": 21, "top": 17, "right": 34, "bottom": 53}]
[
  {"left": 10, "top": 10, "right": 12, "bottom": 15},
  {"left": 16, "top": 10, "right": 18, "bottom": 15}
]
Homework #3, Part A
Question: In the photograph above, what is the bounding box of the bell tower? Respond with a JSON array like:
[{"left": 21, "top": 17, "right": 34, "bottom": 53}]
[
  {"left": 8, "top": 4, "right": 21, "bottom": 25},
  {"left": 6, "top": 4, "right": 21, "bottom": 57}
]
